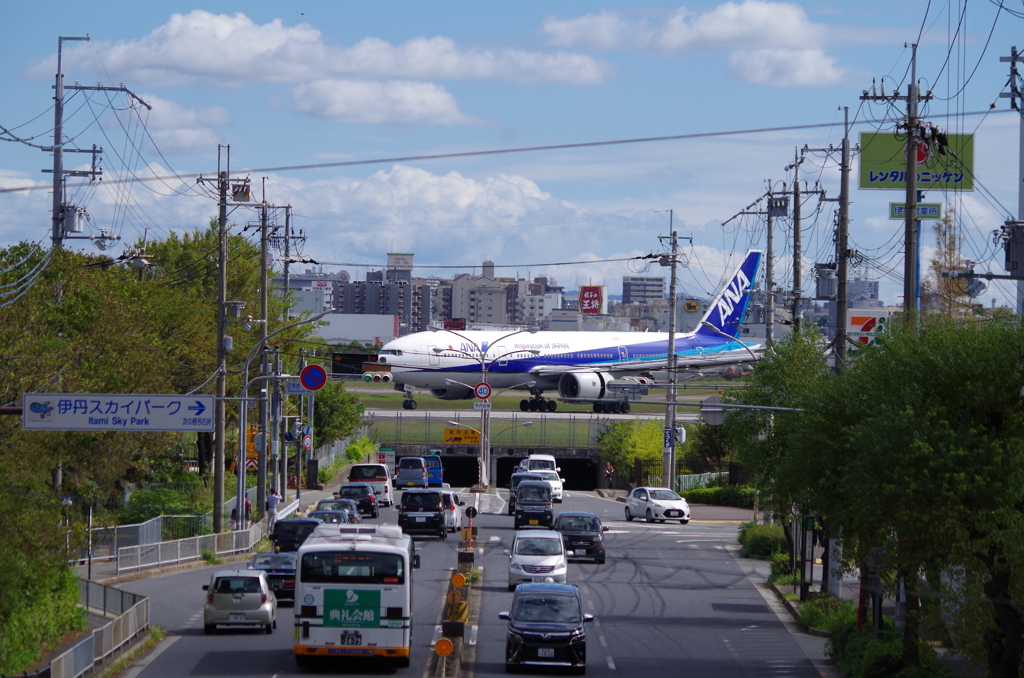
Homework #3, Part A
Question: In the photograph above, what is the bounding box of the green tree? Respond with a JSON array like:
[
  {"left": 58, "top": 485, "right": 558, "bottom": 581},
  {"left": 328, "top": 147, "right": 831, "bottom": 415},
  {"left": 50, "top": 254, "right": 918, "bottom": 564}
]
[{"left": 312, "top": 381, "right": 365, "bottom": 444}]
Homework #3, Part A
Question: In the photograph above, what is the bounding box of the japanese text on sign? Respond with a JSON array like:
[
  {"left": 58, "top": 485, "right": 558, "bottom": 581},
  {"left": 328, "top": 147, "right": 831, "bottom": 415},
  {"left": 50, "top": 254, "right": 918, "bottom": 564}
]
[{"left": 579, "top": 286, "right": 603, "bottom": 315}]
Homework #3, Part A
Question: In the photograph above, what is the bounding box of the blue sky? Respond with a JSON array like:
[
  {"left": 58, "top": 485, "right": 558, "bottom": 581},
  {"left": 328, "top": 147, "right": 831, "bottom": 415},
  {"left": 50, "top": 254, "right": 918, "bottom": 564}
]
[{"left": 1, "top": 1, "right": 1022, "bottom": 308}]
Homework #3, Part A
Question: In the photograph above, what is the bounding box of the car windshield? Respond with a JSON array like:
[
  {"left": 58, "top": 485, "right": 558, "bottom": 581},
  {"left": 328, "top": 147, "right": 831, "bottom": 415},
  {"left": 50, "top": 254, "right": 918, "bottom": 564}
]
[
  {"left": 527, "top": 459, "right": 556, "bottom": 471},
  {"left": 558, "top": 516, "right": 601, "bottom": 532},
  {"left": 403, "top": 493, "right": 441, "bottom": 510},
  {"left": 340, "top": 487, "right": 368, "bottom": 497},
  {"left": 538, "top": 471, "right": 559, "bottom": 481},
  {"left": 511, "top": 475, "right": 541, "bottom": 489},
  {"left": 515, "top": 537, "right": 562, "bottom": 556},
  {"left": 350, "top": 466, "right": 386, "bottom": 480},
  {"left": 513, "top": 594, "right": 581, "bottom": 623},
  {"left": 649, "top": 490, "right": 682, "bottom": 501},
  {"left": 310, "top": 511, "right": 348, "bottom": 524},
  {"left": 214, "top": 576, "right": 262, "bottom": 594},
  {"left": 517, "top": 486, "right": 549, "bottom": 502},
  {"left": 250, "top": 554, "right": 295, "bottom": 570},
  {"left": 317, "top": 500, "right": 357, "bottom": 512}
]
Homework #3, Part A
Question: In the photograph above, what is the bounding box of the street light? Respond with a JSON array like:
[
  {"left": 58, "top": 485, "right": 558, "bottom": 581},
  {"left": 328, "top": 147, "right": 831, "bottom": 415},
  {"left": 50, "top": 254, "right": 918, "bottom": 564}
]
[
  {"left": 429, "top": 326, "right": 540, "bottom": 488},
  {"left": 233, "top": 308, "right": 336, "bottom": 530},
  {"left": 699, "top": 321, "right": 760, "bottom": 363}
]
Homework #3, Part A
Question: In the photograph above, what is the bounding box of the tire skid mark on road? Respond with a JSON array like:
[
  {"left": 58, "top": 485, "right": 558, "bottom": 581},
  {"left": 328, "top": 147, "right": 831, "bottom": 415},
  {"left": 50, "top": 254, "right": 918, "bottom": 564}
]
[{"left": 579, "top": 585, "right": 616, "bottom": 671}]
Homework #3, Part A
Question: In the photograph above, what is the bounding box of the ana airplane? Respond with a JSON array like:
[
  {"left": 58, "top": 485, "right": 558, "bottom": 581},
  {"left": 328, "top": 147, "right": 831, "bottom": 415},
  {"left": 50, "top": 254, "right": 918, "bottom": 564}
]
[{"left": 365, "top": 250, "right": 764, "bottom": 413}]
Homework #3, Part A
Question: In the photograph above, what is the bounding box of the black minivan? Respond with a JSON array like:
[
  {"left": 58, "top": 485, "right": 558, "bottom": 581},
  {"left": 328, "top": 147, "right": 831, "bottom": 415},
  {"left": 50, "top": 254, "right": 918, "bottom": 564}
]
[
  {"left": 507, "top": 472, "right": 543, "bottom": 515},
  {"left": 512, "top": 481, "right": 553, "bottom": 529}
]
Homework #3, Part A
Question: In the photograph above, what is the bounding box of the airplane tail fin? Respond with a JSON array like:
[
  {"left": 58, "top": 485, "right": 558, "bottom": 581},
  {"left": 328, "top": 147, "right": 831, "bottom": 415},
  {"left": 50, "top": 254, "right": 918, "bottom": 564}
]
[{"left": 694, "top": 250, "right": 764, "bottom": 341}]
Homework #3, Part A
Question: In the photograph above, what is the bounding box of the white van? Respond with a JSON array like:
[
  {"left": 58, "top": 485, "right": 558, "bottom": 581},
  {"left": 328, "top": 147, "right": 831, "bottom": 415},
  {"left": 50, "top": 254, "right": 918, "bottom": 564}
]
[
  {"left": 517, "top": 454, "right": 560, "bottom": 474},
  {"left": 348, "top": 463, "right": 394, "bottom": 506}
]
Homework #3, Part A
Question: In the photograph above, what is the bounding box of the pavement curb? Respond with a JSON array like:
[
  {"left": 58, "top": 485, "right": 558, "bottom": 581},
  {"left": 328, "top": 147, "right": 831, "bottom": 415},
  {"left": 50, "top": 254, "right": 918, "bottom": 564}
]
[{"left": 768, "top": 581, "right": 831, "bottom": 638}]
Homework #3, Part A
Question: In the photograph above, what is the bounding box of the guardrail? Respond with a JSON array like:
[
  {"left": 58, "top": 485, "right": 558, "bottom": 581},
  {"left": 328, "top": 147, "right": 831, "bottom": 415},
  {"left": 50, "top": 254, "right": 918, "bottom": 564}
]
[
  {"left": 43, "top": 580, "right": 149, "bottom": 678},
  {"left": 114, "top": 498, "right": 299, "bottom": 575}
]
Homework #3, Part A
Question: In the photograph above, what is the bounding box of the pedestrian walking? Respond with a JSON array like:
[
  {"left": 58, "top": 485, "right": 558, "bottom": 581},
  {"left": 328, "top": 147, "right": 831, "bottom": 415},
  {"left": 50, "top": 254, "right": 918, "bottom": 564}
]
[
  {"left": 604, "top": 462, "right": 615, "bottom": 489},
  {"left": 243, "top": 496, "right": 253, "bottom": 526},
  {"left": 266, "top": 488, "right": 281, "bottom": 533}
]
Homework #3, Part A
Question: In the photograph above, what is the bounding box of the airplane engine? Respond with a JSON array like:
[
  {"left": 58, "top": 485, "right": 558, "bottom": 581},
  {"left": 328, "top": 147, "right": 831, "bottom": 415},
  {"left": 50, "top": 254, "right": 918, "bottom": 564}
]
[
  {"left": 430, "top": 385, "right": 474, "bottom": 400},
  {"left": 558, "top": 372, "right": 610, "bottom": 400}
]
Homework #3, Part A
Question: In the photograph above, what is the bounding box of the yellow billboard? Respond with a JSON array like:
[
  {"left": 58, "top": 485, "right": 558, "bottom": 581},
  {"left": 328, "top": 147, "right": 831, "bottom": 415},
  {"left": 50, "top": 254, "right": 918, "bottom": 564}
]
[{"left": 444, "top": 427, "right": 481, "bottom": 445}]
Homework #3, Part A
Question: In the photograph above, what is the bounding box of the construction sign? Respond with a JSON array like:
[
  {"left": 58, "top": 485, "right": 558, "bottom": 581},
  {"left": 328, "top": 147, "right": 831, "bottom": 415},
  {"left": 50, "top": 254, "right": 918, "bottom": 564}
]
[{"left": 444, "top": 427, "right": 481, "bottom": 445}]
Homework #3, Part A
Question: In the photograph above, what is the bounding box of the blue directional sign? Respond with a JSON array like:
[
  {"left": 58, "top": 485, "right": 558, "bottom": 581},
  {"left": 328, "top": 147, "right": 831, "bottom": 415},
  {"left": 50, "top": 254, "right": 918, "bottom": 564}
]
[
  {"left": 299, "top": 364, "right": 328, "bottom": 391},
  {"left": 22, "top": 393, "right": 216, "bottom": 432}
]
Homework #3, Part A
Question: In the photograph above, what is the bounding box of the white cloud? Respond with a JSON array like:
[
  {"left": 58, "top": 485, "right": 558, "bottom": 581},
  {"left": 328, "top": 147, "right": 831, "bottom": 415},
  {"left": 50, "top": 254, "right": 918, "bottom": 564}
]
[
  {"left": 729, "top": 49, "right": 843, "bottom": 87},
  {"left": 291, "top": 80, "right": 471, "bottom": 125},
  {"left": 138, "top": 94, "right": 228, "bottom": 153},
  {"left": 541, "top": 2, "right": 844, "bottom": 86},
  {"left": 28, "top": 10, "right": 606, "bottom": 88}
]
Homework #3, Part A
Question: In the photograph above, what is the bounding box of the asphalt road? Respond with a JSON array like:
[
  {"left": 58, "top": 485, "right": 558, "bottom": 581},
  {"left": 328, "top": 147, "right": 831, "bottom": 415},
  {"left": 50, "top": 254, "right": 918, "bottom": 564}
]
[{"left": 120, "top": 488, "right": 837, "bottom": 677}]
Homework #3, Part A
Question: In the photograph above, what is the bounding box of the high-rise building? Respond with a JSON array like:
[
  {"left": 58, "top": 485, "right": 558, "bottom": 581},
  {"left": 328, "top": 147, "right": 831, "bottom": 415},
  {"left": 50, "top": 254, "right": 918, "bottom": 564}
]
[{"left": 622, "top": 276, "right": 666, "bottom": 305}]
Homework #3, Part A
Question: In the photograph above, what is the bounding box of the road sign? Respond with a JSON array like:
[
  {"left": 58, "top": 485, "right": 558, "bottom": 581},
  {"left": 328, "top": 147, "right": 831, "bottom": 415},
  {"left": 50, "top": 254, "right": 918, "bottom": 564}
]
[
  {"left": 245, "top": 458, "right": 258, "bottom": 470},
  {"left": 299, "top": 364, "right": 328, "bottom": 391},
  {"left": 302, "top": 435, "right": 312, "bottom": 450},
  {"left": 889, "top": 203, "right": 942, "bottom": 220},
  {"left": 444, "top": 427, "right": 481, "bottom": 445},
  {"left": 285, "top": 380, "right": 310, "bottom": 394},
  {"left": 23, "top": 393, "right": 215, "bottom": 432},
  {"left": 473, "top": 382, "right": 491, "bottom": 399},
  {"left": 473, "top": 401, "right": 492, "bottom": 410}
]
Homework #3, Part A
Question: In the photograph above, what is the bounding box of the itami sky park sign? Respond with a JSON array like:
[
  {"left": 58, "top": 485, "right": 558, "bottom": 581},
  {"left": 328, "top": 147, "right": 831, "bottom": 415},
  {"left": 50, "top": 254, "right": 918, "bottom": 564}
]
[{"left": 23, "top": 393, "right": 215, "bottom": 432}]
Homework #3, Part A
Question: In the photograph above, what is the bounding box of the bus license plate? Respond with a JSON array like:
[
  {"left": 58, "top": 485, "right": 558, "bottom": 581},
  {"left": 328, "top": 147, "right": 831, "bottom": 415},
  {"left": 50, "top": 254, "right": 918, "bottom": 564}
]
[{"left": 340, "top": 632, "right": 362, "bottom": 646}]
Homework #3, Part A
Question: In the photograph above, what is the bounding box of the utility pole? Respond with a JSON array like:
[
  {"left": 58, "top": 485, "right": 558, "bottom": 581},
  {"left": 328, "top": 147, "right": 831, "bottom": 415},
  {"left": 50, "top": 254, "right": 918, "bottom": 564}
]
[
  {"left": 1000, "top": 47, "right": 1024, "bottom": 315},
  {"left": 661, "top": 224, "right": 679, "bottom": 490},
  {"left": 47, "top": 35, "right": 149, "bottom": 249},
  {"left": 766, "top": 185, "right": 776, "bottom": 347},
  {"left": 861, "top": 45, "right": 931, "bottom": 317},
  {"left": 836, "top": 107, "right": 852, "bottom": 371},
  {"left": 257, "top": 201, "right": 270, "bottom": 523},
  {"left": 785, "top": 147, "right": 809, "bottom": 332},
  {"left": 213, "top": 160, "right": 229, "bottom": 533}
]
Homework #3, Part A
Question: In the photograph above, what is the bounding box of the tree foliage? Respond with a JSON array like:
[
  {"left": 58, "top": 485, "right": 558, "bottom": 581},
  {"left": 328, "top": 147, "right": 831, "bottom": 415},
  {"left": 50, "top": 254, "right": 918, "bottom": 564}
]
[{"left": 729, "top": 318, "right": 1024, "bottom": 676}]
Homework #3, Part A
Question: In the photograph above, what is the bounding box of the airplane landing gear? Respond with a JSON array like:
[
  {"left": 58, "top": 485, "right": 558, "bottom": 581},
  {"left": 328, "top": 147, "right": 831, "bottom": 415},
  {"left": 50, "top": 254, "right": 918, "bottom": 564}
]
[
  {"left": 519, "top": 395, "right": 556, "bottom": 412},
  {"left": 401, "top": 386, "right": 418, "bottom": 410}
]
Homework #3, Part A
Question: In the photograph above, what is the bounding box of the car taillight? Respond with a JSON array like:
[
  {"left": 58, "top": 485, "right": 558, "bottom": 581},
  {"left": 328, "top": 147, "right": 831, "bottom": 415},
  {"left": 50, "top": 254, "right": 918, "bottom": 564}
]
[
  {"left": 284, "top": 579, "right": 295, "bottom": 587},
  {"left": 261, "top": 592, "right": 268, "bottom": 604},
  {"left": 207, "top": 592, "right": 214, "bottom": 604}
]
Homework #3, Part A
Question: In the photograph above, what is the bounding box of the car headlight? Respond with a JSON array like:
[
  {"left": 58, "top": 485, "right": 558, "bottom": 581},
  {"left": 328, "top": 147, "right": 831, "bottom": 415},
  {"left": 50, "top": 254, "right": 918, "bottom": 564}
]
[
  {"left": 652, "top": 503, "right": 663, "bottom": 509},
  {"left": 510, "top": 562, "right": 523, "bottom": 571}
]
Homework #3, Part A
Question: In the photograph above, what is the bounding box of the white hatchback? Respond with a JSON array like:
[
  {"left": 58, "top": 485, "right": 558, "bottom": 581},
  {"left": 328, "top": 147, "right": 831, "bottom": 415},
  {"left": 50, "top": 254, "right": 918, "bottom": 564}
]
[
  {"left": 441, "top": 490, "right": 465, "bottom": 533},
  {"left": 535, "top": 470, "right": 564, "bottom": 503},
  {"left": 504, "top": 530, "right": 568, "bottom": 591},
  {"left": 625, "top": 487, "right": 691, "bottom": 524}
]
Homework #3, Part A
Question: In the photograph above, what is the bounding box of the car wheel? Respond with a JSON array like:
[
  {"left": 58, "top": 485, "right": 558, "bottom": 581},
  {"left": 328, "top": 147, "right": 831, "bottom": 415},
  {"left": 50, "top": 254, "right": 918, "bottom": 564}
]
[
  {"left": 265, "top": 622, "right": 273, "bottom": 634},
  {"left": 506, "top": 662, "right": 520, "bottom": 673},
  {"left": 439, "top": 528, "right": 447, "bottom": 540},
  {"left": 680, "top": 519, "right": 690, "bottom": 525},
  {"left": 573, "top": 665, "right": 587, "bottom": 675},
  {"left": 203, "top": 624, "right": 213, "bottom": 635},
  {"left": 273, "top": 618, "right": 277, "bottom": 629},
  {"left": 624, "top": 506, "right": 633, "bottom": 521},
  {"left": 508, "top": 584, "right": 517, "bottom": 592},
  {"left": 646, "top": 509, "right": 654, "bottom": 523}
]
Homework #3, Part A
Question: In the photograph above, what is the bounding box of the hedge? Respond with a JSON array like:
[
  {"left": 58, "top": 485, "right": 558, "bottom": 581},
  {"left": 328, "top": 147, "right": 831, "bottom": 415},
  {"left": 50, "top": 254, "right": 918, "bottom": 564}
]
[{"left": 684, "top": 485, "right": 755, "bottom": 508}]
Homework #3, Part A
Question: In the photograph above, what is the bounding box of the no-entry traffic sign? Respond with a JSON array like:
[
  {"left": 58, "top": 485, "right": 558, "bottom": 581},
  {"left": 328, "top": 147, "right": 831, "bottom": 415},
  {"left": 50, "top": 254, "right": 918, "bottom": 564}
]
[{"left": 299, "top": 364, "right": 328, "bottom": 391}]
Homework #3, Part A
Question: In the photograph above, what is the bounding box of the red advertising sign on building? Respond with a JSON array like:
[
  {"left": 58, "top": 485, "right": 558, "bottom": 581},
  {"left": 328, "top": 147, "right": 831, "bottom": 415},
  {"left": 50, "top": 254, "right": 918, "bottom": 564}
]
[
  {"left": 579, "top": 286, "right": 603, "bottom": 315},
  {"left": 444, "top": 317, "right": 467, "bottom": 330}
]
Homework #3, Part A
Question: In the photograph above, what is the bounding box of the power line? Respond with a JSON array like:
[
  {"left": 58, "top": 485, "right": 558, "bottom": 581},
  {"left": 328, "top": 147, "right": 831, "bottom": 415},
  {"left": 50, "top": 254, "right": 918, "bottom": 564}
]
[{"left": 0, "top": 109, "right": 1013, "bottom": 197}]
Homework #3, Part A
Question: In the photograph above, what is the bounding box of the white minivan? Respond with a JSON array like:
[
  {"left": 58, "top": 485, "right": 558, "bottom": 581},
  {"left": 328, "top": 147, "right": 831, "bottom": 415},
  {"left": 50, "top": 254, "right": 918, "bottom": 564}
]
[
  {"left": 517, "top": 454, "right": 559, "bottom": 474},
  {"left": 347, "top": 463, "right": 394, "bottom": 506}
]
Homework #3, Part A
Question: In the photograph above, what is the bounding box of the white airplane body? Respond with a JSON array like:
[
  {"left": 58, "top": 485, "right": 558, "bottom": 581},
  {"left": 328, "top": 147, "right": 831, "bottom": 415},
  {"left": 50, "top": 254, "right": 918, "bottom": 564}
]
[{"left": 368, "top": 250, "right": 764, "bottom": 412}]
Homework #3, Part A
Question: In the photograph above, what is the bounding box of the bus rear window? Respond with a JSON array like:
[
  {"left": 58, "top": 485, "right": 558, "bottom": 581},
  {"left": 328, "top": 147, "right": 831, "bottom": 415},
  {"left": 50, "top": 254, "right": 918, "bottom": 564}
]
[{"left": 301, "top": 552, "right": 405, "bottom": 584}]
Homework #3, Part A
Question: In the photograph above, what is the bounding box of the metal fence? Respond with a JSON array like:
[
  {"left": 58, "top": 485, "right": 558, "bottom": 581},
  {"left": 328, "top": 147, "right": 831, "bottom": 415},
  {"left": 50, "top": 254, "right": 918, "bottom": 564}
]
[
  {"left": 365, "top": 412, "right": 607, "bottom": 448},
  {"left": 43, "top": 580, "right": 149, "bottom": 678},
  {"left": 677, "top": 472, "right": 729, "bottom": 491},
  {"left": 115, "top": 498, "right": 299, "bottom": 575}
]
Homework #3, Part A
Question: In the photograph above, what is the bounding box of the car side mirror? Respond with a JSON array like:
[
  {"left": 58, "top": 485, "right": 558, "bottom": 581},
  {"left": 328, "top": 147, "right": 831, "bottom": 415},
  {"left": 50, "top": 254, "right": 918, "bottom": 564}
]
[
  {"left": 556, "top": 467, "right": 561, "bottom": 473},
  {"left": 602, "top": 526, "right": 609, "bottom": 532},
  {"left": 498, "top": 611, "right": 510, "bottom": 620},
  {"left": 584, "top": 614, "right": 594, "bottom": 622},
  {"left": 202, "top": 584, "right": 209, "bottom": 591},
  {"left": 458, "top": 501, "right": 465, "bottom": 506},
  {"left": 502, "top": 549, "right": 511, "bottom": 557},
  {"left": 412, "top": 554, "right": 421, "bottom": 569}
]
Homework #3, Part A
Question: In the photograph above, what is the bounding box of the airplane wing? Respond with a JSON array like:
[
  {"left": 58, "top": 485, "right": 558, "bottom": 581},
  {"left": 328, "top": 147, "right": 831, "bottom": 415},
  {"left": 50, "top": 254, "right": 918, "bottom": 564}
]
[{"left": 526, "top": 345, "right": 763, "bottom": 377}]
